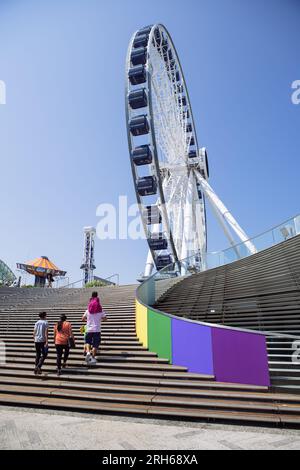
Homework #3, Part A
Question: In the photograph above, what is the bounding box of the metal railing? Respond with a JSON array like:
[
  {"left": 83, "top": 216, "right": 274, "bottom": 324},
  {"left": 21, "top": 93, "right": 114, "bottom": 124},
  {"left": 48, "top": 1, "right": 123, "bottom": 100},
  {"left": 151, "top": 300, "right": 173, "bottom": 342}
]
[
  {"left": 58, "top": 278, "right": 85, "bottom": 289},
  {"left": 58, "top": 274, "right": 120, "bottom": 289},
  {"left": 205, "top": 213, "right": 300, "bottom": 270},
  {"left": 104, "top": 274, "right": 120, "bottom": 286}
]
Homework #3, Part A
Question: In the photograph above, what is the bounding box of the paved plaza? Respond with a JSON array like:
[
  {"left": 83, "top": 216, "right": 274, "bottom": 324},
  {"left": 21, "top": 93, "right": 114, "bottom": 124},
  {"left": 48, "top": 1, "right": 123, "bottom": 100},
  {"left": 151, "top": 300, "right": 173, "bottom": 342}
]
[{"left": 0, "top": 406, "right": 300, "bottom": 450}]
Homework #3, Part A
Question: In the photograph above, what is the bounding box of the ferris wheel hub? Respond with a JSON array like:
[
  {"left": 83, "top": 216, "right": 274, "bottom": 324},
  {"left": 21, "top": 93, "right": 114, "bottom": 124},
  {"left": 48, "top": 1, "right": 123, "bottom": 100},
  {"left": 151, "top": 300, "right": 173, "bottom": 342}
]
[{"left": 159, "top": 162, "right": 189, "bottom": 177}]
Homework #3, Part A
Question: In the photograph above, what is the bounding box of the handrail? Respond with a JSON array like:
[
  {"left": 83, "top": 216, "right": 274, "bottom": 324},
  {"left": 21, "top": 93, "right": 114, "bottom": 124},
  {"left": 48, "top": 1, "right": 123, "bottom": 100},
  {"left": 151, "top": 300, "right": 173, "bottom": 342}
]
[
  {"left": 104, "top": 274, "right": 120, "bottom": 285},
  {"left": 138, "top": 212, "right": 300, "bottom": 294},
  {"left": 58, "top": 274, "right": 120, "bottom": 289},
  {"left": 58, "top": 279, "right": 84, "bottom": 289}
]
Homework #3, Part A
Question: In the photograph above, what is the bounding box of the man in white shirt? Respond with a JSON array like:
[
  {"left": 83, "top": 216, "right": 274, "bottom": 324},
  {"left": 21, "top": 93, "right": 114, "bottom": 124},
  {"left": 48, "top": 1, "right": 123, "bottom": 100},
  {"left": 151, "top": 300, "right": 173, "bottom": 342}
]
[
  {"left": 33, "top": 311, "right": 49, "bottom": 375},
  {"left": 82, "top": 310, "right": 107, "bottom": 364}
]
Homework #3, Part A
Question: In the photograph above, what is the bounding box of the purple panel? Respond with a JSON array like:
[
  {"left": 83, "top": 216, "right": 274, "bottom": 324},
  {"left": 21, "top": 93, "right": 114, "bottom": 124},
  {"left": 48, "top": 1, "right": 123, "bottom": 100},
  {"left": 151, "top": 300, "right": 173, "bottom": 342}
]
[
  {"left": 212, "top": 328, "right": 270, "bottom": 387},
  {"left": 172, "top": 318, "right": 214, "bottom": 375}
]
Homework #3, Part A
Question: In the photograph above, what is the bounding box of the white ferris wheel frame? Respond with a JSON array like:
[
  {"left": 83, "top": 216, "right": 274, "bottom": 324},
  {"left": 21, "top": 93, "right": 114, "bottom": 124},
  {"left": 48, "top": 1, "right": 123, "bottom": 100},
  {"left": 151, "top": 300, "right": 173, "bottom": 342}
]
[{"left": 125, "top": 24, "right": 256, "bottom": 279}]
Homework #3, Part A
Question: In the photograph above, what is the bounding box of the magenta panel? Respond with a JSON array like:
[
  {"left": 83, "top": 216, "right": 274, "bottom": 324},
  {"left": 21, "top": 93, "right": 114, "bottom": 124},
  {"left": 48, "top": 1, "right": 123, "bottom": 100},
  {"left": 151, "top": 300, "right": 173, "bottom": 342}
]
[{"left": 212, "top": 327, "right": 270, "bottom": 387}]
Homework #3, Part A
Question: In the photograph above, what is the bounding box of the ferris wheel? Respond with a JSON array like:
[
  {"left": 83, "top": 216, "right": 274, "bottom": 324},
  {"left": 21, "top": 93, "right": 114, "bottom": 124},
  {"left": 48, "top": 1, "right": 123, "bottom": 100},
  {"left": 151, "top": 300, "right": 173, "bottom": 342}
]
[{"left": 125, "top": 24, "right": 256, "bottom": 279}]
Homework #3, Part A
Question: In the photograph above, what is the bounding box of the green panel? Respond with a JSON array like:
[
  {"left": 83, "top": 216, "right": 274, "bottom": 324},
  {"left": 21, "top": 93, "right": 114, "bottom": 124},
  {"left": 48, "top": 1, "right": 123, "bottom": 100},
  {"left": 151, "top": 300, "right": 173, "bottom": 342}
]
[{"left": 147, "top": 308, "right": 172, "bottom": 362}]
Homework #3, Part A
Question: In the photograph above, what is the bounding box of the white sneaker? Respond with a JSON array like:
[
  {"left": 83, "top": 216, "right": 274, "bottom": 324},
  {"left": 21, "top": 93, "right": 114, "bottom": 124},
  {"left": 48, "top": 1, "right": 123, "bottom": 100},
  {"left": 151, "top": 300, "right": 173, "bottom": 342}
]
[
  {"left": 89, "top": 357, "right": 97, "bottom": 364},
  {"left": 85, "top": 353, "right": 91, "bottom": 364}
]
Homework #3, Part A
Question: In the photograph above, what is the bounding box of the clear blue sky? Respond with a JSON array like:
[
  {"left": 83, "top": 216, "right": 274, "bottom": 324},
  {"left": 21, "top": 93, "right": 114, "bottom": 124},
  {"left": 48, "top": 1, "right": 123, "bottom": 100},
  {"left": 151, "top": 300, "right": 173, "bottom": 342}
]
[{"left": 0, "top": 0, "right": 299, "bottom": 284}]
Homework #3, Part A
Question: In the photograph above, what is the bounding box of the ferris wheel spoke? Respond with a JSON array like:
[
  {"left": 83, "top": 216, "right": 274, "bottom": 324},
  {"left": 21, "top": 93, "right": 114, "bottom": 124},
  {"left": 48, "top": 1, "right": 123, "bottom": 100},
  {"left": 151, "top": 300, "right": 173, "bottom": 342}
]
[
  {"left": 151, "top": 78, "right": 185, "bottom": 164},
  {"left": 150, "top": 49, "right": 187, "bottom": 161},
  {"left": 164, "top": 172, "right": 189, "bottom": 256}
]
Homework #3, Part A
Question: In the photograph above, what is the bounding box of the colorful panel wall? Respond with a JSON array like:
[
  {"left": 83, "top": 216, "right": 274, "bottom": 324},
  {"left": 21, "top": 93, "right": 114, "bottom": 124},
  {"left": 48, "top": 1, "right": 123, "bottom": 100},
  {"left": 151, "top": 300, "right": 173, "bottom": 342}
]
[
  {"left": 148, "top": 308, "right": 172, "bottom": 362},
  {"left": 212, "top": 327, "right": 270, "bottom": 386},
  {"left": 172, "top": 318, "right": 214, "bottom": 376},
  {"left": 135, "top": 300, "right": 148, "bottom": 348},
  {"left": 135, "top": 299, "right": 270, "bottom": 387}
]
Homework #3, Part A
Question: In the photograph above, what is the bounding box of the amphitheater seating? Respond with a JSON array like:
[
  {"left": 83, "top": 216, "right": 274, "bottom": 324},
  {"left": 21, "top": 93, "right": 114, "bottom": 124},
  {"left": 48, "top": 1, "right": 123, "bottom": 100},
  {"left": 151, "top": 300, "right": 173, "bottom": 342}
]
[
  {"left": 0, "top": 285, "right": 300, "bottom": 425},
  {"left": 155, "top": 235, "right": 300, "bottom": 394}
]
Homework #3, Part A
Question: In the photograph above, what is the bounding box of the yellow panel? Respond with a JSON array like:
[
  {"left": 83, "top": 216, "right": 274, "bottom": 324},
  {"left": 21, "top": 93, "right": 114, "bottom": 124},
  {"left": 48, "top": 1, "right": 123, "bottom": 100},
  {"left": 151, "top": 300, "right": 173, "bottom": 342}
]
[{"left": 135, "top": 299, "right": 148, "bottom": 348}]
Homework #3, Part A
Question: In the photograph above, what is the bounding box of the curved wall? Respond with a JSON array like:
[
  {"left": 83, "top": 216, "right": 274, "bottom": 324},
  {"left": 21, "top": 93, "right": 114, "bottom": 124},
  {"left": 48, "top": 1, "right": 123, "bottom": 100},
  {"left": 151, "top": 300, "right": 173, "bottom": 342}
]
[
  {"left": 136, "top": 299, "right": 270, "bottom": 387},
  {"left": 135, "top": 222, "right": 300, "bottom": 389}
]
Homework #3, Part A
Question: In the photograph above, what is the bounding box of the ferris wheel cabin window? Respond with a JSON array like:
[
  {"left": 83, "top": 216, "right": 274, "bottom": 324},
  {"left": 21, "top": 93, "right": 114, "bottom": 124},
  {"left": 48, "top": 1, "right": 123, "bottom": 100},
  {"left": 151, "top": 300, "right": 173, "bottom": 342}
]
[
  {"left": 137, "top": 176, "right": 158, "bottom": 197},
  {"left": 131, "top": 47, "right": 147, "bottom": 66},
  {"left": 149, "top": 235, "right": 168, "bottom": 251},
  {"left": 133, "top": 34, "right": 149, "bottom": 49},
  {"left": 132, "top": 145, "right": 153, "bottom": 166},
  {"left": 129, "top": 115, "right": 150, "bottom": 136},
  {"left": 128, "top": 65, "right": 147, "bottom": 85},
  {"left": 128, "top": 88, "right": 148, "bottom": 110},
  {"left": 143, "top": 206, "right": 162, "bottom": 225},
  {"left": 156, "top": 255, "right": 172, "bottom": 270}
]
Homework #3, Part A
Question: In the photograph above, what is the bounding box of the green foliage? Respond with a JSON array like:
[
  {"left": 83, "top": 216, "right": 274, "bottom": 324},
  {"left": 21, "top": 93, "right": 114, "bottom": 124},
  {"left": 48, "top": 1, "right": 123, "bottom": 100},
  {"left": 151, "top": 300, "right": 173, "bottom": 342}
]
[{"left": 85, "top": 280, "right": 110, "bottom": 288}]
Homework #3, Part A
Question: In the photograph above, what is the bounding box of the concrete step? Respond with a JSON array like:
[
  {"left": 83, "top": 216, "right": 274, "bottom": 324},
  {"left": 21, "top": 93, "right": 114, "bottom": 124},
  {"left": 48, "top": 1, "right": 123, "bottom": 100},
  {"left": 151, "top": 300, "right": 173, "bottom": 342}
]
[
  {"left": 0, "top": 375, "right": 291, "bottom": 402},
  {"left": 1, "top": 383, "right": 299, "bottom": 415},
  {"left": 0, "top": 392, "right": 298, "bottom": 425}
]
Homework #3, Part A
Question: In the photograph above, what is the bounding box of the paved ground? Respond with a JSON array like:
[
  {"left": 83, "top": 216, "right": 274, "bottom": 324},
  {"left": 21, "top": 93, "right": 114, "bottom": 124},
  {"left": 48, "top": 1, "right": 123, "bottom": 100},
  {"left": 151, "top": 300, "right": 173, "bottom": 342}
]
[{"left": 0, "top": 406, "right": 300, "bottom": 450}]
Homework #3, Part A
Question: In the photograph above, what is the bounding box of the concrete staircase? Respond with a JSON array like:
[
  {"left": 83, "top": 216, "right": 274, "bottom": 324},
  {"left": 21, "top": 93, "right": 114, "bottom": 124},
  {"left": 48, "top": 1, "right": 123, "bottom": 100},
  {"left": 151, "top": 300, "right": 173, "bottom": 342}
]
[{"left": 0, "top": 285, "right": 300, "bottom": 426}]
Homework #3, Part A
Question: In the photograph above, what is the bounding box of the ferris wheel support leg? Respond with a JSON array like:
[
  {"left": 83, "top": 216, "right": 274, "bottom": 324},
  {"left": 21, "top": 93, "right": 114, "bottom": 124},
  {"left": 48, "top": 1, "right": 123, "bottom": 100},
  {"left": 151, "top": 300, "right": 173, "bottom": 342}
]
[
  {"left": 195, "top": 171, "right": 257, "bottom": 255},
  {"left": 144, "top": 250, "right": 154, "bottom": 278},
  {"left": 192, "top": 175, "right": 207, "bottom": 270},
  {"left": 144, "top": 213, "right": 161, "bottom": 278},
  {"left": 207, "top": 197, "right": 241, "bottom": 259},
  {"left": 180, "top": 173, "right": 194, "bottom": 273}
]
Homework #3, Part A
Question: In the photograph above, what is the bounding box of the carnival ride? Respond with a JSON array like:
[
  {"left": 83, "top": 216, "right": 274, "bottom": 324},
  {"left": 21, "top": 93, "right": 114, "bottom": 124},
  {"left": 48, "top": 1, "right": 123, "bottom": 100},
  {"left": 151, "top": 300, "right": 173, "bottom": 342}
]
[{"left": 17, "top": 256, "right": 66, "bottom": 287}]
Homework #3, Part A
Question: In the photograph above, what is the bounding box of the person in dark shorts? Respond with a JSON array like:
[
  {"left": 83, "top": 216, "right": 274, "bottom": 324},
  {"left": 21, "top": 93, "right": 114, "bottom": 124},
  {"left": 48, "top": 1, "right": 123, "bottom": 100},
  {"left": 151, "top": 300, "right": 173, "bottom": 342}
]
[
  {"left": 82, "top": 308, "right": 107, "bottom": 364},
  {"left": 33, "top": 312, "right": 49, "bottom": 375}
]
